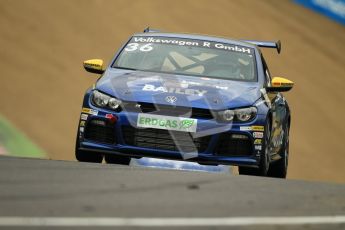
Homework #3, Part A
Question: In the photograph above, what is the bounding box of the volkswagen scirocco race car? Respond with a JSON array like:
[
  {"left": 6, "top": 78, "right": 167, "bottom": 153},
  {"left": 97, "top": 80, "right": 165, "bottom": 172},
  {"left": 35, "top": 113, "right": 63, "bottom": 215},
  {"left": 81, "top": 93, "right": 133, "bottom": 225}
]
[{"left": 76, "top": 28, "right": 294, "bottom": 178}]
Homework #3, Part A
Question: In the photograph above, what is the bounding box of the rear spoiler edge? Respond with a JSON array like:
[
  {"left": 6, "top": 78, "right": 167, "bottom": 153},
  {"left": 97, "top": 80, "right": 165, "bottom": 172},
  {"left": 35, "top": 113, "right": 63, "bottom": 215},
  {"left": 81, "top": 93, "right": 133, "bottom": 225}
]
[{"left": 242, "top": 40, "right": 281, "bottom": 54}]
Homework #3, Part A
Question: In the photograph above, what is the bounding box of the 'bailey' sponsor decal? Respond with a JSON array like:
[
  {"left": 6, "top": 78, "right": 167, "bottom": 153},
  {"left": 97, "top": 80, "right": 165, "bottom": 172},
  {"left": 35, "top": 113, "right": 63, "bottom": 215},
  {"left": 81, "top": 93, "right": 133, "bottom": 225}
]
[{"left": 142, "top": 84, "right": 207, "bottom": 96}]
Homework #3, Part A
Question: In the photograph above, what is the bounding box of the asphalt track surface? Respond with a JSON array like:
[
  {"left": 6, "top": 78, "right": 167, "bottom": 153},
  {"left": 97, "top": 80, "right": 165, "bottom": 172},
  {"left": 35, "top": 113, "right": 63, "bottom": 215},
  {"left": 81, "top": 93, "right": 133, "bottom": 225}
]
[{"left": 0, "top": 156, "right": 344, "bottom": 230}]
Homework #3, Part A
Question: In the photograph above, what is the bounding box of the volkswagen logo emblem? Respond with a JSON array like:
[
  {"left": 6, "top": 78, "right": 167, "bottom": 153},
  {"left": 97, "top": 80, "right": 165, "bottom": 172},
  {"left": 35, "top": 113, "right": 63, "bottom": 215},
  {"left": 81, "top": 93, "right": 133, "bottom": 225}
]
[{"left": 165, "top": 95, "right": 177, "bottom": 104}]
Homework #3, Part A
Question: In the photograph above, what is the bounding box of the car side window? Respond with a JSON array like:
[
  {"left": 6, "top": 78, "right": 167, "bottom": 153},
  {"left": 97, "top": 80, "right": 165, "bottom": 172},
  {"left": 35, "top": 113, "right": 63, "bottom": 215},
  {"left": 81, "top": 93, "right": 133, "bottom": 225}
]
[{"left": 261, "top": 55, "right": 272, "bottom": 87}]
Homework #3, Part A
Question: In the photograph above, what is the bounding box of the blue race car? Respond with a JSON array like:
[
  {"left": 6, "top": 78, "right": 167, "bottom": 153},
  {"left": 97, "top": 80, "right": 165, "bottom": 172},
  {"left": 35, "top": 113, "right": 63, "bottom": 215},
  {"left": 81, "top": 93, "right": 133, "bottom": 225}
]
[{"left": 76, "top": 28, "right": 294, "bottom": 178}]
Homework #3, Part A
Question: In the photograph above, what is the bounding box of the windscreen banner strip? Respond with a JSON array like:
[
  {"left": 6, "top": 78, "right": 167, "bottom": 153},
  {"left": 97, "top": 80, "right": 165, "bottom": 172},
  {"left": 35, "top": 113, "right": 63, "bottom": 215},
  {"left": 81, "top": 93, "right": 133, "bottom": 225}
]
[{"left": 132, "top": 37, "right": 253, "bottom": 54}]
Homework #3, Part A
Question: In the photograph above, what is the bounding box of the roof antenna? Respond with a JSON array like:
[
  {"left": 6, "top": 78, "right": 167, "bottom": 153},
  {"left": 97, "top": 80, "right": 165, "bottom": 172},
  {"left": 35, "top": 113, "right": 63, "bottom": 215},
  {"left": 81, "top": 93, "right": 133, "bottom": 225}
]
[
  {"left": 143, "top": 27, "right": 150, "bottom": 33},
  {"left": 143, "top": 27, "right": 160, "bottom": 33}
]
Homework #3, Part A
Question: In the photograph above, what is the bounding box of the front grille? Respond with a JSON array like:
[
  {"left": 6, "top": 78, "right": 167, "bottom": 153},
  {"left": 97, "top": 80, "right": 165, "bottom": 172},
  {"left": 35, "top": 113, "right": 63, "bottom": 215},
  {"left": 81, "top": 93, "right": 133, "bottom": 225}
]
[
  {"left": 123, "top": 102, "right": 214, "bottom": 119},
  {"left": 84, "top": 119, "right": 116, "bottom": 144},
  {"left": 191, "top": 107, "right": 214, "bottom": 119},
  {"left": 122, "top": 126, "right": 210, "bottom": 153},
  {"left": 215, "top": 133, "right": 252, "bottom": 156}
]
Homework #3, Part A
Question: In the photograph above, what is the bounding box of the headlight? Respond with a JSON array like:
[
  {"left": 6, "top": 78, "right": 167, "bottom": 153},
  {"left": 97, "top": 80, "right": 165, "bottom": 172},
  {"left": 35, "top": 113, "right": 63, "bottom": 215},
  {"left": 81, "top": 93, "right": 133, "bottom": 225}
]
[
  {"left": 108, "top": 98, "right": 122, "bottom": 110},
  {"left": 235, "top": 107, "right": 257, "bottom": 122},
  {"left": 91, "top": 90, "right": 122, "bottom": 111},
  {"left": 219, "top": 110, "right": 235, "bottom": 122},
  {"left": 217, "top": 107, "right": 257, "bottom": 123},
  {"left": 92, "top": 90, "right": 110, "bottom": 107}
]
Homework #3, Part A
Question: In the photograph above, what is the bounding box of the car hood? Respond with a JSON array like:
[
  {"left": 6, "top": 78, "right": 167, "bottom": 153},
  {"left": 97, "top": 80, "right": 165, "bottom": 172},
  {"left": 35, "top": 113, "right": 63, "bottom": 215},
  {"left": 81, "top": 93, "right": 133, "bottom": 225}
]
[{"left": 96, "top": 69, "right": 262, "bottom": 110}]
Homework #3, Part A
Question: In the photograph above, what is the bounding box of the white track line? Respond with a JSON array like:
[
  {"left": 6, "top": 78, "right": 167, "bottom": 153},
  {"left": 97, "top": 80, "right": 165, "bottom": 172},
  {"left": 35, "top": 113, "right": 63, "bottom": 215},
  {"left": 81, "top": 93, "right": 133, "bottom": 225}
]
[{"left": 0, "top": 216, "right": 344, "bottom": 227}]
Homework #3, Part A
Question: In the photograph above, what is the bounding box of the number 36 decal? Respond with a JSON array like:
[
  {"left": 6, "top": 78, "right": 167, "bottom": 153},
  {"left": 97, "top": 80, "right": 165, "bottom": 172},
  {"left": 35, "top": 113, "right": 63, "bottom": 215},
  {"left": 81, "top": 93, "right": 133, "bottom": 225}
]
[{"left": 125, "top": 43, "right": 153, "bottom": 52}]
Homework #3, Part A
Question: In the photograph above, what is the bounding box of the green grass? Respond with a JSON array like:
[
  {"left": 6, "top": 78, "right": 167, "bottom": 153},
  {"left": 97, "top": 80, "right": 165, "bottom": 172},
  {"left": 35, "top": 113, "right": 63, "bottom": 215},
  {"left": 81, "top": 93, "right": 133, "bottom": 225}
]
[{"left": 0, "top": 115, "right": 46, "bottom": 158}]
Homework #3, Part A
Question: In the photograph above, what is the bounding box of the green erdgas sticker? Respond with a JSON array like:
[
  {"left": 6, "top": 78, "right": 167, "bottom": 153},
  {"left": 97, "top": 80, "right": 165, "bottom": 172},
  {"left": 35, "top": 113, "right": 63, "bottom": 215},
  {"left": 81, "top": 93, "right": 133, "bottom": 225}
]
[{"left": 137, "top": 114, "right": 197, "bottom": 132}]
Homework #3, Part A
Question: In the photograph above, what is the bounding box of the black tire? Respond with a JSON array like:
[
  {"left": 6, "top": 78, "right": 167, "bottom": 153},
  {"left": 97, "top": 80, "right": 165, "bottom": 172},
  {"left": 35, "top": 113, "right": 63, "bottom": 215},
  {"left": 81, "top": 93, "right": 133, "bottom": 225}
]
[
  {"left": 104, "top": 154, "right": 131, "bottom": 165},
  {"left": 75, "top": 134, "right": 103, "bottom": 163},
  {"left": 267, "top": 123, "right": 289, "bottom": 178},
  {"left": 239, "top": 120, "right": 271, "bottom": 176}
]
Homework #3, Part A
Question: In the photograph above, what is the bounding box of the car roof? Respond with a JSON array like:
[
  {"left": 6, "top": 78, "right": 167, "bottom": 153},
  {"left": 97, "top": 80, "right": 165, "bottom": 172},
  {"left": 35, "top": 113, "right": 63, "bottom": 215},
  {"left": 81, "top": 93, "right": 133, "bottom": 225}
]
[{"left": 133, "top": 32, "right": 258, "bottom": 50}]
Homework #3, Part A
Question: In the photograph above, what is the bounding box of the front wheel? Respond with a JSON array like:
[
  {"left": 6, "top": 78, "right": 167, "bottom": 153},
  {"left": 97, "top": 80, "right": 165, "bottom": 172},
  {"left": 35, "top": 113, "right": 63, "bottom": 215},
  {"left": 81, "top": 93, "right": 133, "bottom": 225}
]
[
  {"left": 267, "top": 123, "right": 289, "bottom": 178},
  {"left": 75, "top": 134, "right": 103, "bottom": 163},
  {"left": 239, "top": 120, "right": 271, "bottom": 176}
]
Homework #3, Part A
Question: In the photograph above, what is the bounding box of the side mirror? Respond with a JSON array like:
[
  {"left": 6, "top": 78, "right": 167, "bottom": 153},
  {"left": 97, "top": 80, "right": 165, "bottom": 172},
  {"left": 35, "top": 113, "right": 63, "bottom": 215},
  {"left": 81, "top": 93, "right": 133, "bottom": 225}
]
[
  {"left": 83, "top": 59, "right": 105, "bottom": 74},
  {"left": 267, "top": 77, "right": 294, "bottom": 92}
]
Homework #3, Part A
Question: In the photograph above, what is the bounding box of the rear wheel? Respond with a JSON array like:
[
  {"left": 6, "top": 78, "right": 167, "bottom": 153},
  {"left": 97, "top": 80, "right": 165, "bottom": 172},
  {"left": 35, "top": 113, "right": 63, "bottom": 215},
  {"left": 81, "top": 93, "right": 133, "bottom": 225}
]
[
  {"left": 75, "top": 133, "right": 103, "bottom": 163},
  {"left": 105, "top": 154, "right": 131, "bottom": 165},
  {"left": 239, "top": 120, "right": 271, "bottom": 176},
  {"left": 267, "top": 123, "right": 289, "bottom": 178}
]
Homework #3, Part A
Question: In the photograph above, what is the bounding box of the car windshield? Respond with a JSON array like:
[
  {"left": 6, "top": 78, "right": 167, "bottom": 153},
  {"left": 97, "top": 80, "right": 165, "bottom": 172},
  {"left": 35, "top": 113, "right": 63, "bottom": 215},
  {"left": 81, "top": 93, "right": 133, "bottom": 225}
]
[{"left": 113, "top": 36, "right": 256, "bottom": 81}]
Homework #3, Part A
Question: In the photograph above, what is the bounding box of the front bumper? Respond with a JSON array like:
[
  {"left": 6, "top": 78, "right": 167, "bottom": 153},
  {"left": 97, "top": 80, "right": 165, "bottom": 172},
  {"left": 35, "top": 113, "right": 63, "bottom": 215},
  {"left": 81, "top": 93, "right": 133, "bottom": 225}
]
[{"left": 77, "top": 104, "right": 267, "bottom": 167}]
